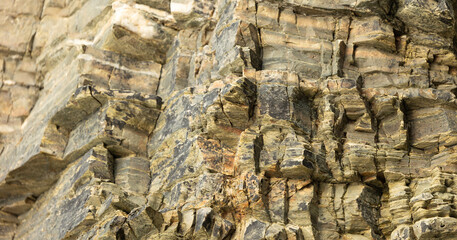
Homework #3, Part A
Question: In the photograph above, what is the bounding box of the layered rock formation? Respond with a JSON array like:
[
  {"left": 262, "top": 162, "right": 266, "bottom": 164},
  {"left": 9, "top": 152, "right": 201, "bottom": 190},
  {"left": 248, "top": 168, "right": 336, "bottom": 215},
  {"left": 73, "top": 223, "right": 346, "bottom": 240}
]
[{"left": 2, "top": 0, "right": 457, "bottom": 239}]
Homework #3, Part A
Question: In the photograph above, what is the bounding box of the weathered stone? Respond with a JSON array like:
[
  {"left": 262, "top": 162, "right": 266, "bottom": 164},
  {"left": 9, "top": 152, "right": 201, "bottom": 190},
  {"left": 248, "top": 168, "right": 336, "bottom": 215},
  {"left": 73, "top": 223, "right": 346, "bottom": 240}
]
[
  {"left": 285, "top": 224, "right": 305, "bottom": 240},
  {"left": 209, "top": 2, "right": 261, "bottom": 79},
  {"left": 126, "top": 206, "right": 162, "bottom": 238},
  {"left": 205, "top": 78, "right": 256, "bottom": 145},
  {"left": 0, "top": 195, "right": 35, "bottom": 216},
  {"left": 354, "top": 46, "right": 401, "bottom": 75},
  {"left": 115, "top": 157, "right": 150, "bottom": 194},
  {"left": 171, "top": 0, "right": 214, "bottom": 28},
  {"left": 243, "top": 218, "right": 268, "bottom": 240},
  {"left": 98, "top": 182, "right": 147, "bottom": 214},
  {"left": 78, "top": 47, "right": 162, "bottom": 95},
  {"left": 288, "top": 180, "right": 315, "bottom": 228},
  {"left": 265, "top": 223, "right": 287, "bottom": 240},
  {"left": 94, "top": 2, "right": 177, "bottom": 63},
  {"left": 197, "top": 136, "right": 235, "bottom": 175},
  {"left": 0, "top": 222, "right": 15, "bottom": 240},
  {"left": 3, "top": 0, "right": 457, "bottom": 239},
  {"left": 349, "top": 16, "right": 395, "bottom": 52},
  {"left": 343, "top": 183, "right": 382, "bottom": 238},
  {"left": 13, "top": 146, "right": 113, "bottom": 240},
  {"left": 413, "top": 217, "right": 457, "bottom": 239},
  {"left": 210, "top": 217, "right": 234, "bottom": 239},
  {"left": 179, "top": 209, "right": 194, "bottom": 237},
  {"left": 391, "top": 225, "right": 414, "bottom": 240},
  {"left": 409, "top": 107, "right": 457, "bottom": 149},
  {"left": 280, "top": 141, "right": 314, "bottom": 180},
  {"left": 194, "top": 207, "right": 213, "bottom": 236},
  {"left": 0, "top": 15, "right": 36, "bottom": 53},
  {"left": 261, "top": 28, "right": 332, "bottom": 79},
  {"left": 259, "top": 84, "right": 290, "bottom": 120},
  {"left": 268, "top": 178, "right": 287, "bottom": 223},
  {"left": 397, "top": 0, "right": 455, "bottom": 37},
  {"left": 64, "top": 99, "right": 160, "bottom": 160}
]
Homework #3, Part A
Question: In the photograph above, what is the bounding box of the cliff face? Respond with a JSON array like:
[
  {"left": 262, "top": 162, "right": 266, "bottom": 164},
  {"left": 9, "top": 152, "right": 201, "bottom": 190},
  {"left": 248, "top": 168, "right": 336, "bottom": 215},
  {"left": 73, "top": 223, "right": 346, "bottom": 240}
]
[{"left": 2, "top": 0, "right": 457, "bottom": 239}]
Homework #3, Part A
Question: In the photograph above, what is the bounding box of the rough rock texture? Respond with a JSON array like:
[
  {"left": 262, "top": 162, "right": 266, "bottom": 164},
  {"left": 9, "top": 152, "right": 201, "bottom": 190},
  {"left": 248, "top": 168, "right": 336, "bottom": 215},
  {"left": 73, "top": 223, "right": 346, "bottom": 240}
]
[{"left": 3, "top": 0, "right": 457, "bottom": 239}]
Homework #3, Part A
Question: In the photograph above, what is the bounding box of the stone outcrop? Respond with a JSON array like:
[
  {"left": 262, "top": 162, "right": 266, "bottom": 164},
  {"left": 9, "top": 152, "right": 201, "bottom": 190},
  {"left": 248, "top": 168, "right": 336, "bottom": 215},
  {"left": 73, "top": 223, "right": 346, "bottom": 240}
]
[{"left": 2, "top": 0, "right": 457, "bottom": 239}]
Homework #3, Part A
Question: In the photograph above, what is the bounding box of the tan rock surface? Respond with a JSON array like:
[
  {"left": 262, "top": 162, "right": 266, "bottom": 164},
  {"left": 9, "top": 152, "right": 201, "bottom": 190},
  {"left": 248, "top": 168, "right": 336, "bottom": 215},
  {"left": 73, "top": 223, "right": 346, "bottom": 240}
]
[{"left": 2, "top": 0, "right": 457, "bottom": 239}]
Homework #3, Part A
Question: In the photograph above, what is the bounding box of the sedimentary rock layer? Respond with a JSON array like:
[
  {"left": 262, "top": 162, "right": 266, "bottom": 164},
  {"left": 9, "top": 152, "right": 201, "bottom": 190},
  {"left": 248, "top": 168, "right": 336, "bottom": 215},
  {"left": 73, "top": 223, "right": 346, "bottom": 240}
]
[{"left": 2, "top": 0, "right": 457, "bottom": 239}]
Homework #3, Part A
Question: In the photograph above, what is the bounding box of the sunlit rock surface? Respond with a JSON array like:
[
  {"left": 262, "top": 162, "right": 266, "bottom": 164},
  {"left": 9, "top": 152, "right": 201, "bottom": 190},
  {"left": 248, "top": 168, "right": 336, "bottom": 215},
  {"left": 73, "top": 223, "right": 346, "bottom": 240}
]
[{"left": 2, "top": 0, "right": 457, "bottom": 239}]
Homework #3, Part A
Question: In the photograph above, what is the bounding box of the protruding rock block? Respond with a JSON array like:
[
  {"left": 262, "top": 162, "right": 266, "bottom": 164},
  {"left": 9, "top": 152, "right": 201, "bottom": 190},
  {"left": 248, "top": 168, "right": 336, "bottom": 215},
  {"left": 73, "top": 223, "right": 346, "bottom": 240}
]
[
  {"left": 378, "top": 109, "right": 408, "bottom": 150},
  {"left": 338, "top": 92, "right": 366, "bottom": 121},
  {"left": 288, "top": 180, "right": 315, "bottom": 228},
  {"left": 349, "top": 16, "right": 395, "bottom": 52},
  {"left": 0, "top": 195, "right": 35, "bottom": 216},
  {"left": 409, "top": 107, "right": 457, "bottom": 149},
  {"left": 14, "top": 146, "right": 114, "bottom": 240},
  {"left": 342, "top": 142, "right": 377, "bottom": 182},
  {"left": 205, "top": 78, "right": 256, "bottom": 144},
  {"left": 413, "top": 217, "right": 457, "bottom": 239},
  {"left": 268, "top": 178, "right": 287, "bottom": 223},
  {"left": 79, "top": 47, "right": 162, "bottom": 94},
  {"left": 265, "top": 223, "right": 287, "bottom": 240},
  {"left": 397, "top": 0, "right": 455, "bottom": 36},
  {"left": 194, "top": 207, "right": 214, "bottom": 235},
  {"left": 170, "top": 0, "right": 214, "bottom": 28},
  {"left": 243, "top": 218, "right": 269, "bottom": 240},
  {"left": 210, "top": 216, "right": 234, "bottom": 239},
  {"left": 280, "top": 141, "right": 314, "bottom": 180},
  {"left": 343, "top": 183, "right": 382, "bottom": 236},
  {"left": 94, "top": 2, "right": 177, "bottom": 63},
  {"left": 64, "top": 98, "right": 161, "bottom": 160},
  {"left": 125, "top": 206, "right": 162, "bottom": 238},
  {"left": 388, "top": 181, "right": 412, "bottom": 226},
  {"left": 115, "top": 157, "right": 150, "bottom": 194},
  {"left": 354, "top": 46, "right": 401, "bottom": 75},
  {"left": 283, "top": 0, "right": 393, "bottom": 15}
]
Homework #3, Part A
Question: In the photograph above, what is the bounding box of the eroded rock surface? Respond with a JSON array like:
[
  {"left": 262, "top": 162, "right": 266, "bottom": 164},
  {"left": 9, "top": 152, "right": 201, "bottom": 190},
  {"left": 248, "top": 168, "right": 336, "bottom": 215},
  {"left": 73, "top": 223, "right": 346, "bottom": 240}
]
[{"left": 2, "top": 0, "right": 457, "bottom": 239}]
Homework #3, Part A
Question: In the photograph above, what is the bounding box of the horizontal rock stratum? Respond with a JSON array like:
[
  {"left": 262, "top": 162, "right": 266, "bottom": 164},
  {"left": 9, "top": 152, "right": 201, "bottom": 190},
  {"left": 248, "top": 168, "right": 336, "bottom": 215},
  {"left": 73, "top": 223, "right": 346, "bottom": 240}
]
[{"left": 2, "top": 0, "right": 457, "bottom": 239}]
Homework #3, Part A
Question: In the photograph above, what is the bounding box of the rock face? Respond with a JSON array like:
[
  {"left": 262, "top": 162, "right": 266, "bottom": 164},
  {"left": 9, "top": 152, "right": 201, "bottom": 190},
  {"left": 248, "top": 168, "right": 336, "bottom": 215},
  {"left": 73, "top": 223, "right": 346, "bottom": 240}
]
[{"left": 3, "top": 0, "right": 457, "bottom": 239}]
